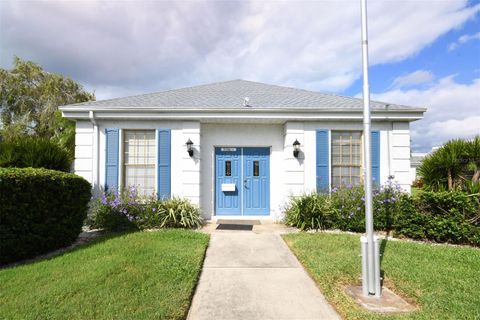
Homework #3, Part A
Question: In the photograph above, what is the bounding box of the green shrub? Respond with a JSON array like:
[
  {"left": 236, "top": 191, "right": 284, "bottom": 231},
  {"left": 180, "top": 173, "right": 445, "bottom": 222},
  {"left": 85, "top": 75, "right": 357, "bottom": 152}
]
[
  {"left": 284, "top": 181, "right": 404, "bottom": 232},
  {"left": 284, "top": 193, "right": 334, "bottom": 230},
  {"left": 418, "top": 191, "right": 477, "bottom": 219},
  {"left": 0, "top": 137, "right": 71, "bottom": 172},
  {"left": 395, "top": 191, "right": 479, "bottom": 246},
  {"left": 89, "top": 187, "right": 203, "bottom": 231},
  {"left": 328, "top": 179, "right": 404, "bottom": 232},
  {"left": 392, "top": 195, "right": 427, "bottom": 240},
  {"left": 0, "top": 168, "right": 91, "bottom": 264},
  {"left": 373, "top": 179, "right": 405, "bottom": 232},
  {"left": 330, "top": 185, "right": 366, "bottom": 232},
  {"left": 88, "top": 187, "right": 147, "bottom": 231},
  {"left": 283, "top": 181, "right": 479, "bottom": 246}
]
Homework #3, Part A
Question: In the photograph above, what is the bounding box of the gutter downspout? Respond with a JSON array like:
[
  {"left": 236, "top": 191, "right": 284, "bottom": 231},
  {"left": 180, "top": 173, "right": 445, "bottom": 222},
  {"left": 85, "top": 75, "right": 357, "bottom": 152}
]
[{"left": 89, "top": 111, "right": 100, "bottom": 196}]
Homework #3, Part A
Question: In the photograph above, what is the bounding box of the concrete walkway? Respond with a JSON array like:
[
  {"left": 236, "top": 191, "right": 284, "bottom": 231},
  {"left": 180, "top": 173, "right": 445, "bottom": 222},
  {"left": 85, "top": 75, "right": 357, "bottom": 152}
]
[{"left": 188, "top": 223, "right": 341, "bottom": 320}]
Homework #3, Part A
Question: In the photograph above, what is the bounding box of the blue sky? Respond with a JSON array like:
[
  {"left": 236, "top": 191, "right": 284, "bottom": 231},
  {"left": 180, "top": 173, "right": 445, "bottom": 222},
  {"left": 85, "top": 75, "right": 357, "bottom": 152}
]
[
  {"left": 347, "top": 15, "right": 480, "bottom": 96},
  {"left": 1, "top": 0, "right": 479, "bottom": 152}
]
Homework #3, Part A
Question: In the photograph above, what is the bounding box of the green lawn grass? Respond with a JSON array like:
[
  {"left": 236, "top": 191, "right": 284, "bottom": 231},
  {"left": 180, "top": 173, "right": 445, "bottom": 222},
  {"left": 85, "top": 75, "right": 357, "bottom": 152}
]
[
  {"left": 283, "top": 233, "right": 480, "bottom": 320},
  {"left": 0, "top": 230, "right": 209, "bottom": 320}
]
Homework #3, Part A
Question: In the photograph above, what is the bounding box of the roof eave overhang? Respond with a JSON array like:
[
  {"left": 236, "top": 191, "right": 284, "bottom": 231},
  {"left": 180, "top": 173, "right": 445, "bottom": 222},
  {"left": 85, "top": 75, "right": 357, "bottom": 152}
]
[{"left": 60, "top": 107, "right": 426, "bottom": 122}]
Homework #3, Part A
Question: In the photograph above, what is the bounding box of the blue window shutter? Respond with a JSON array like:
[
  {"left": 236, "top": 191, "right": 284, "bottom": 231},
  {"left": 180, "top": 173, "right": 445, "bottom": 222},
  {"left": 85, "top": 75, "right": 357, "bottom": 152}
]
[
  {"left": 316, "top": 130, "right": 330, "bottom": 193},
  {"left": 157, "top": 129, "right": 171, "bottom": 199},
  {"left": 371, "top": 131, "right": 380, "bottom": 185},
  {"left": 105, "top": 128, "right": 119, "bottom": 192}
]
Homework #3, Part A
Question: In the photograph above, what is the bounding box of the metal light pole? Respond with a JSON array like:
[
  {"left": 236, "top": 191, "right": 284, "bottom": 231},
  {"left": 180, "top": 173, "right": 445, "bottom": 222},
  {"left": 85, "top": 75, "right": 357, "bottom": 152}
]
[{"left": 360, "top": 0, "right": 381, "bottom": 297}]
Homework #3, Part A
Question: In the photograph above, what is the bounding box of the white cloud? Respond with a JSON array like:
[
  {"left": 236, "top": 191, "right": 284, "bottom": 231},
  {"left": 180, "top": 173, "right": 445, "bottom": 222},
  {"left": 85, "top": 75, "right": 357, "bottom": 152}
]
[
  {"left": 459, "top": 32, "right": 480, "bottom": 43},
  {"left": 1, "top": 1, "right": 479, "bottom": 97},
  {"left": 428, "top": 116, "right": 480, "bottom": 139},
  {"left": 372, "top": 76, "right": 480, "bottom": 151},
  {"left": 448, "top": 31, "right": 480, "bottom": 50},
  {"left": 390, "top": 70, "right": 434, "bottom": 89}
]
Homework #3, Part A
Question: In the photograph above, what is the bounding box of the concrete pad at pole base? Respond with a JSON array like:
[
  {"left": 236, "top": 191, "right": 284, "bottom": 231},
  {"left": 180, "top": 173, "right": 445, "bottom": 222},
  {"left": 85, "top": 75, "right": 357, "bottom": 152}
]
[{"left": 345, "top": 286, "right": 417, "bottom": 313}]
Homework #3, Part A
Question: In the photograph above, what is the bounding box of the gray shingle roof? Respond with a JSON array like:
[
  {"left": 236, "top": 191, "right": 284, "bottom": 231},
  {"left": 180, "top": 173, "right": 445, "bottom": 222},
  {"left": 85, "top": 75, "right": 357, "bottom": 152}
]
[
  {"left": 411, "top": 154, "right": 427, "bottom": 167},
  {"left": 63, "top": 79, "right": 424, "bottom": 111}
]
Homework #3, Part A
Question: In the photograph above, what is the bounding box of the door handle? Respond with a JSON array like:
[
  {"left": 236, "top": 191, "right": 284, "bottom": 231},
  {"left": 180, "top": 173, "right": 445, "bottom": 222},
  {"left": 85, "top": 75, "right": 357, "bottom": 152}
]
[{"left": 243, "top": 179, "right": 248, "bottom": 188}]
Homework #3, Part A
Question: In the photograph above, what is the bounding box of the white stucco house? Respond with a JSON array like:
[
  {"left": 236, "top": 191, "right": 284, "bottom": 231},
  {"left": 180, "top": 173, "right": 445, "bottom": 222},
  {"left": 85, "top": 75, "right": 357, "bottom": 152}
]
[
  {"left": 60, "top": 80, "right": 425, "bottom": 220},
  {"left": 410, "top": 152, "right": 428, "bottom": 183}
]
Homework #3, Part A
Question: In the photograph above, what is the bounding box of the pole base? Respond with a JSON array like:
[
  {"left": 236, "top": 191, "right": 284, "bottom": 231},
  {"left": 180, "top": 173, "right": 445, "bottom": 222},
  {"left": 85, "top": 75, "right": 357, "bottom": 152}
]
[
  {"left": 361, "top": 235, "right": 382, "bottom": 296},
  {"left": 345, "top": 286, "right": 416, "bottom": 313}
]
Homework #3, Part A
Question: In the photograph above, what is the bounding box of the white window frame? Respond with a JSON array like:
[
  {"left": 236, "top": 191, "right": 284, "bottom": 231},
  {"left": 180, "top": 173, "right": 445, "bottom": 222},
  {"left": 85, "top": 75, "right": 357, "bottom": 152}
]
[
  {"left": 331, "top": 130, "right": 363, "bottom": 187},
  {"left": 122, "top": 129, "right": 156, "bottom": 197}
]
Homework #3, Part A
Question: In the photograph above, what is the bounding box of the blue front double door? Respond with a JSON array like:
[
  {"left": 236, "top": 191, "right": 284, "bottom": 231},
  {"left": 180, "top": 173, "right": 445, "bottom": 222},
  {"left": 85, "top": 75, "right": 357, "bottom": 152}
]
[{"left": 215, "top": 147, "right": 270, "bottom": 216}]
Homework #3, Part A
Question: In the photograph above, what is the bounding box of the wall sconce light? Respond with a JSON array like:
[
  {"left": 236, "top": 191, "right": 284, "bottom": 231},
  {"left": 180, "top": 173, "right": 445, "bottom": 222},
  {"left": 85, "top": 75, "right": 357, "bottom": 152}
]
[
  {"left": 293, "top": 139, "right": 301, "bottom": 158},
  {"left": 186, "top": 139, "right": 194, "bottom": 157}
]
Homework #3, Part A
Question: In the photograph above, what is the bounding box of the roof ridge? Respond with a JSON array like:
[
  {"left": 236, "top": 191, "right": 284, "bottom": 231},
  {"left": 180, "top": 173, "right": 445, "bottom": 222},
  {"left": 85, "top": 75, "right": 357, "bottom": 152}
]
[
  {"left": 62, "top": 79, "right": 425, "bottom": 111},
  {"left": 69, "top": 79, "right": 246, "bottom": 106}
]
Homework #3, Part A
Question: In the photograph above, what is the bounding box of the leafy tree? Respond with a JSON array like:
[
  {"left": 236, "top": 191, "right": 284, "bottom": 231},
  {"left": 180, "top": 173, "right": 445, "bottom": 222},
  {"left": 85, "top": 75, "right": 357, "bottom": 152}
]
[
  {"left": 0, "top": 56, "right": 95, "bottom": 158},
  {"left": 419, "top": 136, "right": 480, "bottom": 191}
]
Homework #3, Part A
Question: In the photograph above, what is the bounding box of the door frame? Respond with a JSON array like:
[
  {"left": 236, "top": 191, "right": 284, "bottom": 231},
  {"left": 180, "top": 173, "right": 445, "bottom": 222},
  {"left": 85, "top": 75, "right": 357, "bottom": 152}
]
[{"left": 214, "top": 146, "right": 271, "bottom": 217}]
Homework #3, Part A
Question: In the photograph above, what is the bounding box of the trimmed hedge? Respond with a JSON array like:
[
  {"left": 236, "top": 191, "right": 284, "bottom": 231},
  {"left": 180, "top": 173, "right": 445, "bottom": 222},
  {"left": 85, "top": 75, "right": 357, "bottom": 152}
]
[
  {"left": 0, "top": 168, "right": 91, "bottom": 264},
  {"left": 395, "top": 191, "right": 480, "bottom": 245},
  {"left": 0, "top": 137, "right": 71, "bottom": 172},
  {"left": 284, "top": 184, "right": 480, "bottom": 246}
]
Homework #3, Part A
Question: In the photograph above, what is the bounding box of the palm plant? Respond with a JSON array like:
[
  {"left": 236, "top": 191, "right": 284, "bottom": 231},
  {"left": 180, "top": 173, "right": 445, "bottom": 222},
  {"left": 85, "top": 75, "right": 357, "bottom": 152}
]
[
  {"left": 419, "top": 136, "right": 480, "bottom": 191},
  {"left": 466, "top": 136, "right": 480, "bottom": 183}
]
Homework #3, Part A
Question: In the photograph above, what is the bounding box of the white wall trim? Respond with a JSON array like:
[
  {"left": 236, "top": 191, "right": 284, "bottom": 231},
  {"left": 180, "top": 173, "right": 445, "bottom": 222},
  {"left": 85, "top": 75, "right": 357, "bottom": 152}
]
[
  {"left": 63, "top": 109, "right": 424, "bottom": 122},
  {"left": 74, "top": 119, "right": 415, "bottom": 220}
]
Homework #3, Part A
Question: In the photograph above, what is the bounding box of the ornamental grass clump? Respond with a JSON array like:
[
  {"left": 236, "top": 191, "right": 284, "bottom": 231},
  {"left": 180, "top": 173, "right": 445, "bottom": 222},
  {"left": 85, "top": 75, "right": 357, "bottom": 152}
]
[
  {"left": 156, "top": 197, "right": 204, "bottom": 229},
  {"left": 283, "top": 193, "right": 334, "bottom": 230},
  {"left": 89, "top": 187, "right": 203, "bottom": 231}
]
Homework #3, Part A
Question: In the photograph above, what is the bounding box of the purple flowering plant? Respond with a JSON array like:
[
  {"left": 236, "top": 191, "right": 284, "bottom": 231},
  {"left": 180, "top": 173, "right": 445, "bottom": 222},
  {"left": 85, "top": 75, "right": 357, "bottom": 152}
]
[
  {"left": 89, "top": 186, "right": 203, "bottom": 231},
  {"left": 329, "top": 176, "right": 405, "bottom": 232},
  {"left": 90, "top": 186, "right": 159, "bottom": 231},
  {"left": 373, "top": 176, "right": 405, "bottom": 233},
  {"left": 330, "top": 182, "right": 366, "bottom": 232}
]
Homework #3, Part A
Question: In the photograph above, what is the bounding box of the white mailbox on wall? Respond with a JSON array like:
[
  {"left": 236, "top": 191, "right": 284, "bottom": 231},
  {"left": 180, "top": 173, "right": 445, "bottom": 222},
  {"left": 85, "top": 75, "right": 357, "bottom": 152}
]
[{"left": 221, "top": 183, "right": 236, "bottom": 192}]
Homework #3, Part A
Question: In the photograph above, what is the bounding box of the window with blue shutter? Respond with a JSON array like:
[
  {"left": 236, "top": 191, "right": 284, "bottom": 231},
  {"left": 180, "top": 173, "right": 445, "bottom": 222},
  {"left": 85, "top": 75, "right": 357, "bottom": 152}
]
[
  {"left": 157, "top": 129, "right": 171, "bottom": 199},
  {"left": 124, "top": 130, "right": 156, "bottom": 196},
  {"left": 105, "top": 128, "right": 119, "bottom": 191},
  {"left": 331, "top": 131, "right": 362, "bottom": 186},
  {"left": 316, "top": 130, "right": 330, "bottom": 193},
  {"left": 371, "top": 131, "right": 380, "bottom": 185}
]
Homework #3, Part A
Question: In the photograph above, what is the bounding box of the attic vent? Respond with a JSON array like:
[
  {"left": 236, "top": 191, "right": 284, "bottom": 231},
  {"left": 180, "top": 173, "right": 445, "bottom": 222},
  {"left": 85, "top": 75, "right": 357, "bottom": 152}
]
[{"left": 244, "top": 97, "right": 250, "bottom": 107}]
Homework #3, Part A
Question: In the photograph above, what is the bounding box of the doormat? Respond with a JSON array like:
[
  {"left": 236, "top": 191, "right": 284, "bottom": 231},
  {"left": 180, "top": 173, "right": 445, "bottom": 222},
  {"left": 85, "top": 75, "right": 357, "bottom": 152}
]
[
  {"left": 216, "top": 224, "right": 253, "bottom": 231},
  {"left": 216, "top": 219, "right": 260, "bottom": 225}
]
